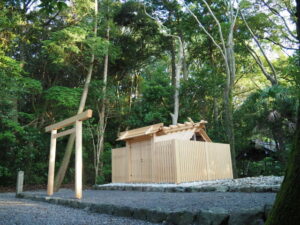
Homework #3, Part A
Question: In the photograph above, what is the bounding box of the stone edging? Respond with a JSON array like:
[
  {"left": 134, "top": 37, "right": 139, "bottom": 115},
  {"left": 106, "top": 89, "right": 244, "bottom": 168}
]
[
  {"left": 16, "top": 192, "right": 273, "bottom": 225},
  {"left": 93, "top": 184, "right": 280, "bottom": 193}
]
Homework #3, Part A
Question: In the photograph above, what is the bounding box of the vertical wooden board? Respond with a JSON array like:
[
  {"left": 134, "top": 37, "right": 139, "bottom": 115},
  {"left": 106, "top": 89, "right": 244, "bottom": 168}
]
[
  {"left": 112, "top": 149, "right": 115, "bottom": 182},
  {"left": 170, "top": 141, "right": 176, "bottom": 182},
  {"left": 174, "top": 140, "right": 180, "bottom": 183},
  {"left": 129, "top": 139, "right": 152, "bottom": 183},
  {"left": 112, "top": 148, "right": 117, "bottom": 182},
  {"left": 197, "top": 142, "right": 208, "bottom": 180},
  {"left": 221, "top": 144, "right": 233, "bottom": 179},
  {"left": 176, "top": 140, "right": 208, "bottom": 183},
  {"left": 128, "top": 142, "right": 132, "bottom": 182},
  {"left": 206, "top": 142, "right": 233, "bottom": 180},
  {"left": 140, "top": 140, "right": 152, "bottom": 182},
  {"left": 112, "top": 139, "right": 232, "bottom": 184},
  {"left": 152, "top": 140, "right": 175, "bottom": 183},
  {"left": 226, "top": 144, "right": 234, "bottom": 178},
  {"left": 130, "top": 144, "right": 139, "bottom": 182},
  {"left": 154, "top": 141, "right": 163, "bottom": 183},
  {"left": 112, "top": 147, "right": 128, "bottom": 183}
]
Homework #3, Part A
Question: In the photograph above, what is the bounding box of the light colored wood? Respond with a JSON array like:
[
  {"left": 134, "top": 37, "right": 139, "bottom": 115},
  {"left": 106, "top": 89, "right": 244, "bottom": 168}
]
[
  {"left": 111, "top": 140, "right": 232, "bottom": 183},
  {"left": 129, "top": 139, "right": 152, "bottom": 182},
  {"left": 16, "top": 171, "right": 24, "bottom": 194},
  {"left": 174, "top": 140, "right": 180, "bottom": 183},
  {"left": 151, "top": 140, "right": 176, "bottom": 183},
  {"left": 75, "top": 120, "right": 82, "bottom": 199},
  {"left": 128, "top": 142, "right": 132, "bottom": 182},
  {"left": 112, "top": 120, "right": 232, "bottom": 183},
  {"left": 117, "top": 123, "right": 163, "bottom": 140},
  {"left": 127, "top": 135, "right": 151, "bottom": 144},
  {"left": 53, "top": 128, "right": 76, "bottom": 139},
  {"left": 117, "top": 120, "right": 211, "bottom": 141},
  {"left": 112, "top": 147, "right": 129, "bottom": 182},
  {"left": 47, "top": 130, "right": 57, "bottom": 196},
  {"left": 45, "top": 109, "right": 92, "bottom": 132},
  {"left": 206, "top": 142, "right": 233, "bottom": 180},
  {"left": 197, "top": 128, "right": 212, "bottom": 142},
  {"left": 155, "top": 130, "right": 195, "bottom": 142},
  {"left": 150, "top": 134, "right": 155, "bottom": 182},
  {"left": 204, "top": 142, "right": 210, "bottom": 180},
  {"left": 45, "top": 111, "right": 92, "bottom": 199},
  {"left": 175, "top": 141, "right": 231, "bottom": 183}
]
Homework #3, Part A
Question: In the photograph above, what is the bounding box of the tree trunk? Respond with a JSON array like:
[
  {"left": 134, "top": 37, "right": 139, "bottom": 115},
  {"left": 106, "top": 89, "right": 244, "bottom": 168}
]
[
  {"left": 95, "top": 23, "right": 109, "bottom": 184},
  {"left": 54, "top": 0, "right": 98, "bottom": 192},
  {"left": 224, "top": 28, "right": 238, "bottom": 178},
  {"left": 265, "top": 101, "right": 300, "bottom": 224},
  {"left": 223, "top": 85, "right": 237, "bottom": 178},
  {"left": 171, "top": 37, "right": 183, "bottom": 125},
  {"left": 180, "top": 36, "right": 188, "bottom": 80},
  {"left": 171, "top": 38, "right": 176, "bottom": 87},
  {"left": 213, "top": 97, "right": 219, "bottom": 125}
]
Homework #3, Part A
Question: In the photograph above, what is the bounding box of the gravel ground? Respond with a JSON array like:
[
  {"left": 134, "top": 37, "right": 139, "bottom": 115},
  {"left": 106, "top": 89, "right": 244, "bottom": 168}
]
[
  {"left": 99, "top": 176, "right": 283, "bottom": 188},
  {"left": 24, "top": 189, "right": 276, "bottom": 213},
  {"left": 0, "top": 193, "right": 158, "bottom": 225}
]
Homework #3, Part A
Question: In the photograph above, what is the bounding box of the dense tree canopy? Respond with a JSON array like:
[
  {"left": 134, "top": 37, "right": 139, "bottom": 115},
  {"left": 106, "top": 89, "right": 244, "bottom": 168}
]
[{"left": 0, "top": 0, "right": 298, "bottom": 188}]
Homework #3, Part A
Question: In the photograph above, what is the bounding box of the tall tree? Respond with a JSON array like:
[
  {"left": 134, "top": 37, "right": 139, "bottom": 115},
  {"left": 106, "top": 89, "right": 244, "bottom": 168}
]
[
  {"left": 54, "top": 0, "right": 98, "bottom": 191},
  {"left": 266, "top": 0, "right": 300, "bottom": 223},
  {"left": 94, "top": 0, "right": 111, "bottom": 184},
  {"left": 144, "top": 3, "right": 184, "bottom": 125},
  {"left": 180, "top": 0, "right": 240, "bottom": 177}
]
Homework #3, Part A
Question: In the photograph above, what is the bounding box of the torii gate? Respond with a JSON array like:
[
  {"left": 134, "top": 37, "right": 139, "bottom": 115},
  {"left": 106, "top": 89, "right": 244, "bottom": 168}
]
[{"left": 45, "top": 110, "right": 92, "bottom": 199}]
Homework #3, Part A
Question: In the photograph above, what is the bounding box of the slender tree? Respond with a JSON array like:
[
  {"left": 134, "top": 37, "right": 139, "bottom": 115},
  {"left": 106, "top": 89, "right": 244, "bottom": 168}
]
[
  {"left": 94, "top": 1, "right": 110, "bottom": 183},
  {"left": 180, "top": 0, "right": 240, "bottom": 177},
  {"left": 54, "top": 0, "right": 98, "bottom": 191},
  {"left": 144, "top": 5, "right": 184, "bottom": 125}
]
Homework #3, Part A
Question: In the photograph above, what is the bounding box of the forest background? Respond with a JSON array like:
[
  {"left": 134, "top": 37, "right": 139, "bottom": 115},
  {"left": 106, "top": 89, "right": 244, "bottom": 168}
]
[{"left": 0, "top": 0, "right": 299, "bottom": 187}]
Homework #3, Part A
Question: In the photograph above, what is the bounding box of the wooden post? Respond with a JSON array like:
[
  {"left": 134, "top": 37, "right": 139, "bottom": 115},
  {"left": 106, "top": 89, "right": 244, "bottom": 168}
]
[
  {"left": 16, "top": 171, "right": 24, "bottom": 194},
  {"left": 75, "top": 120, "right": 82, "bottom": 199},
  {"left": 47, "top": 130, "right": 57, "bottom": 196}
]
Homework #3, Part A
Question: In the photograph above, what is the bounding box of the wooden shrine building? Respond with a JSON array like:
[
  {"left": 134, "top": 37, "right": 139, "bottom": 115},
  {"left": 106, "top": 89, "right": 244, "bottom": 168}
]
[{"left": 112, "top": 120, "right": 233, "bottom": 183}]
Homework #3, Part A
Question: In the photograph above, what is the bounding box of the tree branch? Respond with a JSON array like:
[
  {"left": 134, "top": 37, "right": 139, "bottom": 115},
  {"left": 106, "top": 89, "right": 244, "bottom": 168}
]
[
  {"left": 177, "top": 1, "right": 226, "bottom": 59},
  {"left": 260, "top": 0, "right": 298, "bottom": 40},
  {"left": 202, "top": 0, "right": 227, "bottom": 56},
  {"left": 246, "top": 44, "right": 277, "bottom": 86},
  {"left": 241, "top": 11, "right": 278, "bottom": 85},
  {"left": 257, "top": 36, "right": 298, "bottom": 50}
]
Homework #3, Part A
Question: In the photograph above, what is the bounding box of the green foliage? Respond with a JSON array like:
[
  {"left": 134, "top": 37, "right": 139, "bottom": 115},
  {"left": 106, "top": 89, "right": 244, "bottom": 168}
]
[
  {"left": 95, "top": 147, "right": 112, "bottom": 184},
  {"left": 239, "top": 157, "right": 285, "bottom": 177},
  {"left": 43, "top": 26, "right": 88, "bottom": 65},
  {"left": 0, "top": 0, "right": 297, "bottom": 187},
  {"left": 44, "top": 86, "right": 82, "bottom": 110},
  {"left": 126, "top": 62, "right": 173, "bottom": 128},
  {"left": 0, "top": 166, "right": 11, "bottom": 178},
  {"left": 38, "top": 0, "right": 68, "bottom": 14}
]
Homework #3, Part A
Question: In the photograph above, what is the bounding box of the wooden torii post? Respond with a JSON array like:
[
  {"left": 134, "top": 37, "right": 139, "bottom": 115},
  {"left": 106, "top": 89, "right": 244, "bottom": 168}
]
[{"left": 45, "top": 109, "right": 92, "bottom": 199}]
